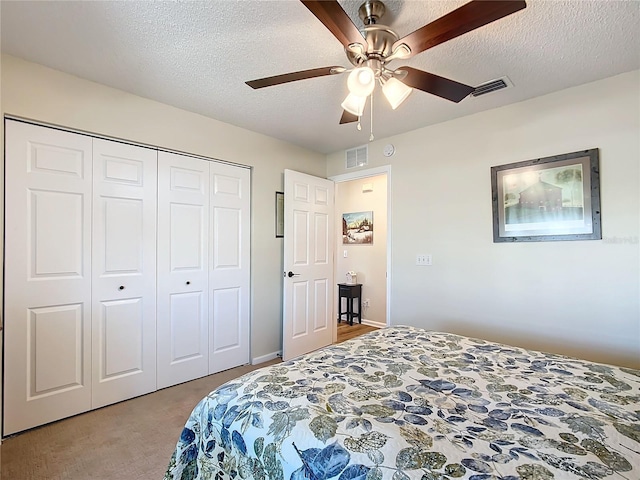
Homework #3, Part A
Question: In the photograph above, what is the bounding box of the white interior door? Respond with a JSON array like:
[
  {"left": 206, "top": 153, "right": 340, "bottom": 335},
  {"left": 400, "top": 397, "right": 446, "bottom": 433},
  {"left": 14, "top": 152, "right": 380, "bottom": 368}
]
[
  {"left": 157, "top": 152, "right": 210, "bottom": 389},
  {"left": 282, "top": 169, "right": 334, "bottom": 361},
  {"left": 4, "top": 120, "right": 93, "bottom": 435},
  {"left": 91, "top": 139, "right": 157, "bottom": 408},
  {"left": 209, "top": 164, "right": 251, "bottom": 373}
]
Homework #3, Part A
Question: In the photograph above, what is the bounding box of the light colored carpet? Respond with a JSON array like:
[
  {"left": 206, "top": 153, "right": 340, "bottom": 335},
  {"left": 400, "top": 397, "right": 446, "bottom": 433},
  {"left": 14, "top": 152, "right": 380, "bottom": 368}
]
[
  {"left": 1, "top": 327, "right": 376, "bottom": 479},
  {"left": 1, "top": 360, "right": 280, "bottom": 480}
]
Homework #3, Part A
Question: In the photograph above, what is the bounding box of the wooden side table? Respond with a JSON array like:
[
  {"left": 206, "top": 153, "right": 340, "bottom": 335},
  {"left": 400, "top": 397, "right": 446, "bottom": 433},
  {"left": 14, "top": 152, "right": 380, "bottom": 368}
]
[{"left": 337, "top": 283, "right": 362, "bottom": 326}]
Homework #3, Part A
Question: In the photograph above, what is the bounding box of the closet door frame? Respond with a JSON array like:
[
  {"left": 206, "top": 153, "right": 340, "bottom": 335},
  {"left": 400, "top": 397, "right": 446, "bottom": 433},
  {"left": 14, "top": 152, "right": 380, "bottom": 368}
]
[{"left": 4, "top": 118, "right": 253, "bottom": 434}]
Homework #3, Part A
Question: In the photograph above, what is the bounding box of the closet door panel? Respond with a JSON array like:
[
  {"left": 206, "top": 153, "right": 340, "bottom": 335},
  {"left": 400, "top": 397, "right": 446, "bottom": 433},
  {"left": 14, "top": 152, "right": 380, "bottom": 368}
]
[
  {"left": 99, "top": 298, "right": 143, "bottom": 376},
  {"left": 103, "top": 197, "right": 144, "bottom": 271},
  {"left": 4, "top": 120, "right": 93, "bottom": 435},
  {"left": 169, "top": 291, "right": 206, "bottom": 361},
  {"left": 157, "top": 152, "right": 210, "bottom": 389},
  {"left": 209, "top": 164, "right": 250, "bottom": 373},
  {"left": 212, "top": 287, "right": 241, "bottom": 352},
  {"left": 91, "top": 139, "right": 157, "bottom": 408},
  {"left": 30, "top": 190, "right": 84, "bottom": 276},
  {"left": 30, "top": 304, "right": 84, "bottom": 392}
]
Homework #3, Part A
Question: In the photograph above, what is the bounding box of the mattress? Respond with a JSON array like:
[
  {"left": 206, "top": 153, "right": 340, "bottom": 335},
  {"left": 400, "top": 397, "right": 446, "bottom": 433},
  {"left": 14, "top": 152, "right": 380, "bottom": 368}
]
[{"left": 165, "top": 325, "right": 640, "bottom": 479}]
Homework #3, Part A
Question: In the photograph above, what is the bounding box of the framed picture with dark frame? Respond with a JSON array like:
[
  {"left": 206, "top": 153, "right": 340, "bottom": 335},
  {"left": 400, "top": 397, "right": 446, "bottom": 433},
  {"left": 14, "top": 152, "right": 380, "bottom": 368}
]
[
  {"left": 275, "top": 191, "right": 284, "bottom": 238},
  {"left": 491, "top": 149, "right": 601, "bottom": 242}
]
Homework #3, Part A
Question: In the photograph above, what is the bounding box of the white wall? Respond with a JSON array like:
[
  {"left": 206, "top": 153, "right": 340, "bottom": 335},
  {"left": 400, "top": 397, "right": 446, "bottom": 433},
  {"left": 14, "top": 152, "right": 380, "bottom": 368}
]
[
  {"left": 335, "top": 174, "right": 387, "bottom": 325},
  {"left": 0, "top": 54, "right": 326, "bottom": 366},
  {"left": 327, "top": 70, "right": 640, "bottom": 368}
]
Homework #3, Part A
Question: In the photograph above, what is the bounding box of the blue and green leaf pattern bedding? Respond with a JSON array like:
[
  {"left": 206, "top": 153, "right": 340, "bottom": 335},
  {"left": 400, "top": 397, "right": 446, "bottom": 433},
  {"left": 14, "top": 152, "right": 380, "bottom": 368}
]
[{"left": 165, "top": 326, "right": 640, "bottom": 480}]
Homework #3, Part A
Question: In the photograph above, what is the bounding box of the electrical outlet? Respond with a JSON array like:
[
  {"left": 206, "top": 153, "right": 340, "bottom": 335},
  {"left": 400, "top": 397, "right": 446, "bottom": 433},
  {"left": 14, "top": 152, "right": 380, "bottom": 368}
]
[
  {"left": 416, "top": 254, "right": 432, "bottom": 266},
  {"left": 363, "top": 298, "right": 370, "bottom": 308}
]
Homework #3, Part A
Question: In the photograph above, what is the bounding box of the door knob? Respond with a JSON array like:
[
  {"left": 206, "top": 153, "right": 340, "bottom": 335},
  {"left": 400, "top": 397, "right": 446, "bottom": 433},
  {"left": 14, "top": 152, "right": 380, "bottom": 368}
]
[{"left": 287, "top": 271, "right": 300, "bottom": 278}]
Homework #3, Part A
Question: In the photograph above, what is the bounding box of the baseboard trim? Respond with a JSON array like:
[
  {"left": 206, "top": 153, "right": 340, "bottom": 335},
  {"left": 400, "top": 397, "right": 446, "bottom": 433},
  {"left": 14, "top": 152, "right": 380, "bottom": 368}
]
[
  {"left": 252, "top": 351, "right": 282, "bottom": 365},
  {"left": 253, "top": 321, "right": 385, "bottom": 365},
  {"left": 362, "top": 319, "right": 386, "bottom": 329}
]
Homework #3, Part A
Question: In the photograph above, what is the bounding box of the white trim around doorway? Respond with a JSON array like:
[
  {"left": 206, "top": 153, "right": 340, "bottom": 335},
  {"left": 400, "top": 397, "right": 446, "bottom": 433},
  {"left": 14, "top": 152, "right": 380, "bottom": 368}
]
[{"left": 329, "top": 165, "right": 392, "bottom": 332}]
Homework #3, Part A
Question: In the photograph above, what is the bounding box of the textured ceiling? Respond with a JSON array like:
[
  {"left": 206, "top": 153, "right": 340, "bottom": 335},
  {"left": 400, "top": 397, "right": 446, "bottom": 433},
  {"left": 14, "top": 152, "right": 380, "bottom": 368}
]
[{"left": 2, "top": 0, "right": 639, "bottom": 154}]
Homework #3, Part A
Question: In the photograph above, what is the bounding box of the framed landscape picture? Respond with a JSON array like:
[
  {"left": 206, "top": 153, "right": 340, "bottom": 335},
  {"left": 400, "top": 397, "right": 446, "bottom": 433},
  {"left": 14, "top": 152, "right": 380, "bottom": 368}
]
[
  {"left": 275, "top": 191, "right": 284, "bottom": 238},
  {"left": 491, "top": 149, "right": 601, "bottom": 242},
  {"left": 342, "top": 211, "right": 373, "bottom": 244}
]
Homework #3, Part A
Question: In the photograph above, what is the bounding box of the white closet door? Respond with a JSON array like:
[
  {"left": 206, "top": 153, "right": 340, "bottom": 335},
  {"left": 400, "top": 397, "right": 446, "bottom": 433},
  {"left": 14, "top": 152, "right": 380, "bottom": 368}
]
[
  {"left": 209, "top": 163, "right": 250, "bottom": 373},
  {"left": 4, "top": 120, "right": 93, "bottom": 435},
  {"left": 157, "top": 152, "right": 210, "bottom": 388},
  {"left": 91, "top": 139, "right": 157, "bottom": 408}
]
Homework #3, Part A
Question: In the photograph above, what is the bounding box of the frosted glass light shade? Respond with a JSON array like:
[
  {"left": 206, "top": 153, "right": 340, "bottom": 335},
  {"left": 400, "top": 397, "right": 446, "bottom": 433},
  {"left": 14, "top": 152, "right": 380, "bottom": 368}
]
[
  {"left": 341, "top": 93, "right": 367, "bottom": 116},
  {"left": 382, "top": 77, "right": 412, "bottom": 109},
  {"left": 347, "top": 67, "right": 375, "bottom": 97}
]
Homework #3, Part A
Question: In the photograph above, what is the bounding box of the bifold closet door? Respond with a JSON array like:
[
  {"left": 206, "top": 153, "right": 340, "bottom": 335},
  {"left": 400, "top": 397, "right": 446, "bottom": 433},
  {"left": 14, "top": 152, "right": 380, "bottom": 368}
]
[
  {"left": 91, "top": 139, "right": 157, "bottom": 408},
  {"left": 209, "top": 163, "right": 250, "bottom": 373},
  {"left": 4, "top": 120, "right": 93, "bottom": 435},
  {"left": 157, "top": 152, "right": 210, "bottom": 388}
]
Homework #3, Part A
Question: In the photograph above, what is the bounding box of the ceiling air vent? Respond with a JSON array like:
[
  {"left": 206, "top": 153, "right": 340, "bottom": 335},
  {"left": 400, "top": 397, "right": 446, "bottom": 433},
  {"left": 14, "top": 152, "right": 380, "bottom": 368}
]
[
  {"left": 471, "top": 77, "right": 511, "bottom": 97},
  {"left": 345, "top": 145, "right": 368, "bottom": 169}
]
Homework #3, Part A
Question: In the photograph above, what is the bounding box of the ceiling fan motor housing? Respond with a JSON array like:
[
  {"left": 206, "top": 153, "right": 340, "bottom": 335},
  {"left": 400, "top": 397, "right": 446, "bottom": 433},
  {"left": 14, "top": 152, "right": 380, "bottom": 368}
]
[
  {"left": 347, "top": 25, "right": 399, "bottom": 66},
  {"left": 358, "top": 0, "right": 386, "bottom": 25},
  {"left": 347, "top": 1, "right": 399, "bottom": 67}
]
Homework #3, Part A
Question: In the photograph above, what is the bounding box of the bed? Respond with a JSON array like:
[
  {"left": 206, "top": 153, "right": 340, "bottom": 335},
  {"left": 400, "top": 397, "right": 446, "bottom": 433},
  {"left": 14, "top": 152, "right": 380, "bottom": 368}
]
[{"left": 164, "top": 326, "right": 640, "bottom": 480}]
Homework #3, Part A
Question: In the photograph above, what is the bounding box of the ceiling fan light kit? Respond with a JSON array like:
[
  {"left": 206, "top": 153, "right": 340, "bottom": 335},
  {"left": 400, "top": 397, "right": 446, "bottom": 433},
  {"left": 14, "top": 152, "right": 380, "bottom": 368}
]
[
  {"left": 341, "top": 92, "right": 367, "bottom": 117},
  {"left": 347, "top": 66, "right": 376, "bottom": 97},
  {"left": 246, "top": 0, "right": 527, "bottom": 133},
  {"left": 382, "top": 77, "right": 412, "bottom": 110}
]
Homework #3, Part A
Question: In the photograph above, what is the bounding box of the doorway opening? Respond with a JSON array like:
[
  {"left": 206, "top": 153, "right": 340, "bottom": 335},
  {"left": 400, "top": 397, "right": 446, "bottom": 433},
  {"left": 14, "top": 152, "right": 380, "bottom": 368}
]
[{"left": 330, "top": 166, "right": 391, "bottom": 344}]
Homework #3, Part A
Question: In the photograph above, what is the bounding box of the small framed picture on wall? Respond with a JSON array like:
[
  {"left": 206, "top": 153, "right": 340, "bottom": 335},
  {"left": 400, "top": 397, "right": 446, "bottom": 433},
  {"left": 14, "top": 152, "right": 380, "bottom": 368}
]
[
  {"left": 342, "top": 211, "right": 373, "bottom": 244},
  {"left": 275, "top": 191, "right": 284, "bottom": 238}
]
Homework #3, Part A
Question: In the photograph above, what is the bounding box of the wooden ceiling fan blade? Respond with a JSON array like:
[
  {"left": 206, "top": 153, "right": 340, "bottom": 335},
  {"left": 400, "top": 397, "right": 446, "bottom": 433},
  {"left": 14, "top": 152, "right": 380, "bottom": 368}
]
[
  {"left": 246, "top": 66, "right": 345, "bottom": 89},
  {"left": 393, "top": 0, "right": 526, "bottom": 58},
  {"left": 340, "top": 110, "right": 358, "bottom": 124},
  {"left": 398, "top": 67, "right": 474, "bottom": 103},
  {"left": 300, "top": 0, "right": 366, "bottom": 50}
]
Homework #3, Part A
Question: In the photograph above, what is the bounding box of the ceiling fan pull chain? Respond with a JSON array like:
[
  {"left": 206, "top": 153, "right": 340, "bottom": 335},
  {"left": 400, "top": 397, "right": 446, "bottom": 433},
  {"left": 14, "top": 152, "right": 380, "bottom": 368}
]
[{"left": 369, "top": 93, "right": 375, "bottom": 141}]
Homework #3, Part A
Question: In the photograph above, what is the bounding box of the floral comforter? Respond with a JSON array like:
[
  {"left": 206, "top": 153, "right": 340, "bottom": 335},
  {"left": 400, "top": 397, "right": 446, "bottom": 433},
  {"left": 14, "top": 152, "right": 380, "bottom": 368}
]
[{"left": 165, "top": 326, "right": 640, "bottom": 480}]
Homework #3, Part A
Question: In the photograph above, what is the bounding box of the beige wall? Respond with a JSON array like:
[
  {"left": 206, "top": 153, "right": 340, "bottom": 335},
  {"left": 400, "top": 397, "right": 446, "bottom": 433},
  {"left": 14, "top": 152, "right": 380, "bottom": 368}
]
[
  {"left": 0, "top": 54, "right": 326, "bottom": 366},
  {"left": 335, "top": 174, "right": 387, "bottom": 325},
  {"left": 327, "top": 70, "right": 640, "bottom": 368},
  {"left": 0, "top": 40, "right": 4, "bottom": 446},
  {"left": 2, "top": 55, "right": 638, "bottom": 380}
]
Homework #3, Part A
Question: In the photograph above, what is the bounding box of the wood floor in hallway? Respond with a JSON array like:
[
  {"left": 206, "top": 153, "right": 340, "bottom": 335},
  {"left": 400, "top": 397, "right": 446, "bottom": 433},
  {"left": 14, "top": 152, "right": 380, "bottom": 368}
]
[{"left": 336, "top": 322, "right": 379, "bottom": 343}]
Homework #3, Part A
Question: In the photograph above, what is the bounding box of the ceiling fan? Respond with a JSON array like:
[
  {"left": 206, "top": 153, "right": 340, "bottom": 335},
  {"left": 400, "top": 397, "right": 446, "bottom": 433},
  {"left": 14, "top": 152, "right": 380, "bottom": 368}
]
[{"left": 246, "top": 0, "right": 526, "bottom": 125}]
